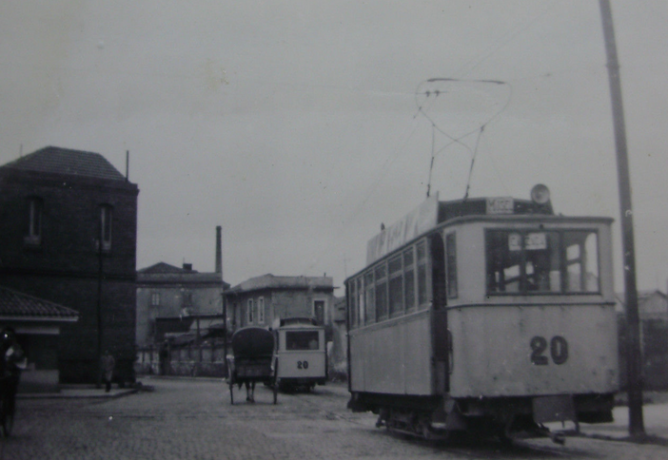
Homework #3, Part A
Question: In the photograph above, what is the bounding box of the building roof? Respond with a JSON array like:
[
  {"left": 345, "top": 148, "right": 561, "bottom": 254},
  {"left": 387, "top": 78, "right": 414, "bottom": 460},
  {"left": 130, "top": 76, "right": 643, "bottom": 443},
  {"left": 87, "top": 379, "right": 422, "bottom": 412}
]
[
  {"left": 227, "top": 273, "right": 334, "bottom": 294},
  {"left": 0, "top": 286, "right": 79, "bottom": 320},
  {"left": 0, "top": 146, "right": 126, "bottom": 181},
  {"left": 137, "top": 262, "right": 229, "bottom": 288},
  {"left": 138, "top": 262, "right": 197, "bottom": 274}
]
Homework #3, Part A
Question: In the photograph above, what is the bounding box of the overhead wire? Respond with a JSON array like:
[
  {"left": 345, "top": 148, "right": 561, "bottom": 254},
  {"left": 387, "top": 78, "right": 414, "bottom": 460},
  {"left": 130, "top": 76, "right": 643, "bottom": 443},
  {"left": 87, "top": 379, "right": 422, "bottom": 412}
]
[{"left": 305, "top": 1, "right": 560, "bottom": 278}]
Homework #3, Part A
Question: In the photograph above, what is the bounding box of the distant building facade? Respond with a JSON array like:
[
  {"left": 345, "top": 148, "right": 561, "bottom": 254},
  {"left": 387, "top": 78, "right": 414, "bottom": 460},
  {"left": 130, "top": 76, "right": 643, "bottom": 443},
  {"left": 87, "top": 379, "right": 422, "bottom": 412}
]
[
  {"left": 0, "top": 146, "right": 139, "bottom": 384},
  {"left": 135, "top": 261, "right": 229, "bottom": 346},
  {"left": 617, "top": 289, "right": 668, "bottom": 390},
  {"left": 224, "top": 274, "right": 335, "bottom": 331}
]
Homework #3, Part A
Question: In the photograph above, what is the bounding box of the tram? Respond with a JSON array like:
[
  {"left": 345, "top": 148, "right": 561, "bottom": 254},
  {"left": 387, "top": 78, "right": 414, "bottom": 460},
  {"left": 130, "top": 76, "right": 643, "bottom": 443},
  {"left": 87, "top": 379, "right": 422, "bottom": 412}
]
[
  {"left": 273, "top": 317, "right": 327, "bottom": 392},
  {"left": 345, "top": 185, "right": 618, "bottom": 442}
]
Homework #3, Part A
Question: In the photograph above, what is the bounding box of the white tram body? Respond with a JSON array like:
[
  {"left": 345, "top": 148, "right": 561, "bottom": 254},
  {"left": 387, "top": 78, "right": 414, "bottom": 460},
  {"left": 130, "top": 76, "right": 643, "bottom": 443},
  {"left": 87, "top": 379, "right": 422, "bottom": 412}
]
[
  {"left": 274, "top": 318, "right": 327, "bottom": 391},
  {"left": 346, "top": 189, "right": 618, "bottom": 440}
]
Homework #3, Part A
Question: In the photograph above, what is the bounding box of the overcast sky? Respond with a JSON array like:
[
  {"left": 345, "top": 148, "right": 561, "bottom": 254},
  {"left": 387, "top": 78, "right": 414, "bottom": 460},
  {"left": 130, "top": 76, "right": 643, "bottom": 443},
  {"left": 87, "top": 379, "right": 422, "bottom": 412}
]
[{"left": 2, "top": 1, "right": 667, "bottom": 293}]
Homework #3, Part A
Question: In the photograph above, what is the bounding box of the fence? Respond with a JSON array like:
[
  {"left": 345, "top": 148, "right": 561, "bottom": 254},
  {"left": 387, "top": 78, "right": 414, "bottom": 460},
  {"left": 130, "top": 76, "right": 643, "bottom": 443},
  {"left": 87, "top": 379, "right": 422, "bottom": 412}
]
[{"left": 135, "top": 342, "right": 229, "bottom": 378}]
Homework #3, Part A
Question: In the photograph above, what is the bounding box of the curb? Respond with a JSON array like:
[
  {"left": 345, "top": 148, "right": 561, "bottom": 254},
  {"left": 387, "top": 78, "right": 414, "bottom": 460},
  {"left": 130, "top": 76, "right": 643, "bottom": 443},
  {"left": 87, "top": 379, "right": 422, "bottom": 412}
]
[{"left": 18, "top": 388, "right": 138, "bottom": 400}]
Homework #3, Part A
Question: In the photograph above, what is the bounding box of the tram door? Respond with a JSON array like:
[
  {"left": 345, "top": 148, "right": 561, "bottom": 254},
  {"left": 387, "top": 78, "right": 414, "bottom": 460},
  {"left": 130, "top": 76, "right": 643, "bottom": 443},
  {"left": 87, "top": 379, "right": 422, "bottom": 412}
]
[{"left": 430, "top": 234, "right": 450, "bottom": 393}]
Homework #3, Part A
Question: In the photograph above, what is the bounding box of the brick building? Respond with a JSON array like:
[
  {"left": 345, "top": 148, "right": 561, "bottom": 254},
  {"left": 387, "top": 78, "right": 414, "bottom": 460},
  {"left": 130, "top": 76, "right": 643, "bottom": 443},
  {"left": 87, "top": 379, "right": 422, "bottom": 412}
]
[
  {"left": 224, "top": 274, "right": 335, "bottom": 331},
  {"left": 0, "top": 146, "right": 139, "bottom": 384}
]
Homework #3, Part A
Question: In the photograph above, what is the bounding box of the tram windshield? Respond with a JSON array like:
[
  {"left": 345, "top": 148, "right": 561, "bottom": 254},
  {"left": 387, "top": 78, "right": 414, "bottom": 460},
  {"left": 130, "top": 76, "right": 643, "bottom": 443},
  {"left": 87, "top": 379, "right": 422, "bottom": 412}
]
[
  {"left": 285, "top": 331, "right": 319, "bottom": 350},
  {"left": 486, "top": 229, "right": 599, "bottom": 294}
]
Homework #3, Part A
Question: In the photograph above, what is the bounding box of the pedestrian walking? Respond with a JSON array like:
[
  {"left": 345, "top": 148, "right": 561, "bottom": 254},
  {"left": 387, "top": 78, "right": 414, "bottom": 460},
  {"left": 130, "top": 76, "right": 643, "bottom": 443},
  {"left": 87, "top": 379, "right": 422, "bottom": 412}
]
[
  {"left": 1, "top": 326, "right": 26, "bottom": 415},
  {"left": 100, "top": 350, "right": 115, "bottom": 392}
]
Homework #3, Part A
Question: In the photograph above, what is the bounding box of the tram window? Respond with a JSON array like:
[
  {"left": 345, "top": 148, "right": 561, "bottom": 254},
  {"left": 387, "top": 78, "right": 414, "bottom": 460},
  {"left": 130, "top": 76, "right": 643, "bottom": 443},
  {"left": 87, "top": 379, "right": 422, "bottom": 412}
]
[
  {"left": 404, "top": 248, "right": 416, "bottom": 311},
  {"left": 357, "top": 277, "right": 365, "bottom": 326},
  {"left": 417, "top": 241, "right": 428, "bottom": 308},
  {"left": 375, "top": 264, "right": 388, "bottom": 320},
  {"left": 389, "top": 256, "right": 404, "bottom": 316},
  {"left": 564, "top": 231, "right": 599, "bottom": 292},
  {"left": 486, "top": 229, "right": 600, "bottom": 294},
  {"left": 487, "top": 231, "right": 522, "bottom": 293},
  {"left": 365, "top": 271, "right": 375, "bottom": 324},
  {"left": 446, "top": 233, "right": 458, "bottom": 299},
  {"left": 524, "top": 232, "right": 561, "bottom": 293},
  {"left": 286, "top": 331, "right": 319, "bottom": 350}
]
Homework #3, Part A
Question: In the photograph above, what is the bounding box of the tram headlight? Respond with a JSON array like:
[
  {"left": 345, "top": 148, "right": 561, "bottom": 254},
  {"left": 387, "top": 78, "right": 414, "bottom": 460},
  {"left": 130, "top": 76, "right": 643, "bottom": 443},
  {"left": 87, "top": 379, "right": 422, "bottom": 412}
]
[{"left": 530, "top": 184, "right": 551, "bottom": 205}]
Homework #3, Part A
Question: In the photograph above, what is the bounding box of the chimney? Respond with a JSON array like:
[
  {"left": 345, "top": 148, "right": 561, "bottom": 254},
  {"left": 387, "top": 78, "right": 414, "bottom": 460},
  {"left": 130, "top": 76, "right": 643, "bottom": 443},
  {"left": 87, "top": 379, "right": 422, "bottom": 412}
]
[
  {"left": 183, "top": 263, "right": 193, "bottom": 271},
  {"left": 215, "top": 226, "right": 222, "bottom": 275}
]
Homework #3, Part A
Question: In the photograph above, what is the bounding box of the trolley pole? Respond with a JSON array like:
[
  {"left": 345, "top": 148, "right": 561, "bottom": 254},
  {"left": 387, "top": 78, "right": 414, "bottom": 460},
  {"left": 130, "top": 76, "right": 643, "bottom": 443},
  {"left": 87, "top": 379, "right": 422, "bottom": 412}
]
[{"left": 599, "top": 0, "right": 644, "bottom": 437}]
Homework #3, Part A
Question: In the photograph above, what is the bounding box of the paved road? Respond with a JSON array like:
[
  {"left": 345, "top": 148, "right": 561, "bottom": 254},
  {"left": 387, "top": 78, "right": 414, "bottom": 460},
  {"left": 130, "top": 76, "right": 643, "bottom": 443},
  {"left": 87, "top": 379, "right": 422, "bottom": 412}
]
[{"left": 2, "top": 378, "right": 667, "bottom": 459}]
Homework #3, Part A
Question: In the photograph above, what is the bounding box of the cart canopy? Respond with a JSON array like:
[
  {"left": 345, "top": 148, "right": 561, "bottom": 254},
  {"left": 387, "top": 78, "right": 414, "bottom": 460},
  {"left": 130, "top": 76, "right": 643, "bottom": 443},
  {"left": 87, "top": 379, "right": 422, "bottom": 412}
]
[{"left": 231, "top": 327, "right": 275, "bottom": 359}]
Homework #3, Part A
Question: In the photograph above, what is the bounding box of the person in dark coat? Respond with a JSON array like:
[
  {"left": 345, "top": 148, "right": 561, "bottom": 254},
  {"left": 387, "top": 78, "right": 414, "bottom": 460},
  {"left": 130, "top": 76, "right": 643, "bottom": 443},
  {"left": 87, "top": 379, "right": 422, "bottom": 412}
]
[
  {"left": 1, "top": 327, "right": 26, "bottom": 418},
  {"left": 100, "top": 350, "right": 116, "bottom": 392}
]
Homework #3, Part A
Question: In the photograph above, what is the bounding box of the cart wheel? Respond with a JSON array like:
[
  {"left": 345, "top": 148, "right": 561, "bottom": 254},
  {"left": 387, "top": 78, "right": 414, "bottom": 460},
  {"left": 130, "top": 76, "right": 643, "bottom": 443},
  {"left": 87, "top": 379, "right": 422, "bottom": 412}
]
[{"left": 229, "top": 382, "right": 234, "bottom": 405}]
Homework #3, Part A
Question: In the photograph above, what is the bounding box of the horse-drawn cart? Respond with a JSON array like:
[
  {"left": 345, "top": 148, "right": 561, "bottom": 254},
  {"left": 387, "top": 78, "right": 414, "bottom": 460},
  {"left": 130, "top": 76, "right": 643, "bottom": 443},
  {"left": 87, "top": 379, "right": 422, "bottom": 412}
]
[{"left": 226, "top": 327, "right": 277, "bottom": 404}]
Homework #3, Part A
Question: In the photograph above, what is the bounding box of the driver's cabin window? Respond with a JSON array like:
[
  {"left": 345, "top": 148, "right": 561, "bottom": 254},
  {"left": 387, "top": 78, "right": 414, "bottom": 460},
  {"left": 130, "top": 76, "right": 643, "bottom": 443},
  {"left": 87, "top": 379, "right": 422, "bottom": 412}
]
[{"left": 486, "top": 229, "right": 599, "bottom": 295}]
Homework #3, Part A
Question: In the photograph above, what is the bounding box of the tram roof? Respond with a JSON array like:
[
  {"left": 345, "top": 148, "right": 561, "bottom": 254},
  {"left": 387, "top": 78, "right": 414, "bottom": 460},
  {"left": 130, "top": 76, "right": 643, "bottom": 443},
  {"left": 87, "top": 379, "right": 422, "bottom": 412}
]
[{"left": 365, "top": 194, "right": 610, "bottom": 266}]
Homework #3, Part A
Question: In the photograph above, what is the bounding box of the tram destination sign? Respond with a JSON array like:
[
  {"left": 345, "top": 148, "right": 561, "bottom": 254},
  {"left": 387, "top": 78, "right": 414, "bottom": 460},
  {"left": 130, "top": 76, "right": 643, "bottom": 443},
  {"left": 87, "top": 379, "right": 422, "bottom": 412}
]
[{"left": 366, "top": 194, "right": 439, "bottom": 265}]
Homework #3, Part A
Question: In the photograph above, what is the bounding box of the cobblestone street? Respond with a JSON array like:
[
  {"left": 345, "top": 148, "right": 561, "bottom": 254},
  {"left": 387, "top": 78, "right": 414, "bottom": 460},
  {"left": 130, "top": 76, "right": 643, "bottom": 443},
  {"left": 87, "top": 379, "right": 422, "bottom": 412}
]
[{"left": 2, "top": 378, "right": 667, "bottom": 460}]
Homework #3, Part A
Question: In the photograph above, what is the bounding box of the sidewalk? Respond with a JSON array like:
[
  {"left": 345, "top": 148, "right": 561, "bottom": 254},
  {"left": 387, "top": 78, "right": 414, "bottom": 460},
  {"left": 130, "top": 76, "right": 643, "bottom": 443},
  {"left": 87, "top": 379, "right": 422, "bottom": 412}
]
[
  {"left": 18, "top": 385, "right": 139, "bottom": 399},
  {"left": 576, "top": 403, "right": 668, "bottom": 443}
]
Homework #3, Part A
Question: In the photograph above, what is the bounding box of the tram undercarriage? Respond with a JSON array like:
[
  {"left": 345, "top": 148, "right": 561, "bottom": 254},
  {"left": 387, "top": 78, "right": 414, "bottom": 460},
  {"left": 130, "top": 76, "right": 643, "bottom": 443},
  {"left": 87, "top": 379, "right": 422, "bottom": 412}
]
[{"left": 349, "top": 392, "right": 614, "bottom": 444}]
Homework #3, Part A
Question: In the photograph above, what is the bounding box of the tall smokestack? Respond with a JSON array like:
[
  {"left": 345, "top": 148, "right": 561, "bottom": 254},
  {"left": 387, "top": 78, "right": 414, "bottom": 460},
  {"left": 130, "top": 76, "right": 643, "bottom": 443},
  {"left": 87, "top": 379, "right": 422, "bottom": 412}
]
[{"left": 215, "top": 226, "right": 222, "bottom": 275}]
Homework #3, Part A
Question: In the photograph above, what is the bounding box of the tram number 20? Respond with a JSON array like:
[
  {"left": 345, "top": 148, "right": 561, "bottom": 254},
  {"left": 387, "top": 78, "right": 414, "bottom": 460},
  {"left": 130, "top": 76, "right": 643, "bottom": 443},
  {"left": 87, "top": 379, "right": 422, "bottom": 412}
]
[
  {"left": 530, "top": 336, "right": 568, "bottom": 365},
  {"left": 297, "top": 361, "right": 309, "bottom": 369}
]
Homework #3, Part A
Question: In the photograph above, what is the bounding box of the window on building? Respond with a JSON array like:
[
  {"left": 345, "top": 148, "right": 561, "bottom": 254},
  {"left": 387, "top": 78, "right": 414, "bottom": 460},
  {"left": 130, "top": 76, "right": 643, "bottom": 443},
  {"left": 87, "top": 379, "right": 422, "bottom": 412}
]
[
  {"left": 151, "top": 291, "right": 160, "bottom": 306},
  {"left": 182, "top": 290, "right": 193, "bottom": 308},
  {"left": 247, "top": 299, "right": 254, "bottom": 324},
  {"left": 258, "top": 297, "right": 265, "bottom": 324},
  {"left": 25, "top": 197, "right": 43, "bottom": 246},
  {"left": 313, "top": 299, "right": 325, "bottom": 325},
  {"left": 99, "top": 205, "right": 113, "bottom": 251}
]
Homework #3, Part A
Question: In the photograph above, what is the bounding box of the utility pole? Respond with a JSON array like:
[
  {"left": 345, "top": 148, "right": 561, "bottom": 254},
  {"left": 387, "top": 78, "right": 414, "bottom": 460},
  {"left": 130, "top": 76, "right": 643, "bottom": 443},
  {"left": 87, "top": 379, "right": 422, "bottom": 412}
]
[
  {"left": 96, "top": 211, "right": 104, "bottom": 388},
  {"left": 599, "top": 0, "right": 644, "bottom": 437},
  {"left": 218, "top": 226, "right": 228, "bottom": 365}
]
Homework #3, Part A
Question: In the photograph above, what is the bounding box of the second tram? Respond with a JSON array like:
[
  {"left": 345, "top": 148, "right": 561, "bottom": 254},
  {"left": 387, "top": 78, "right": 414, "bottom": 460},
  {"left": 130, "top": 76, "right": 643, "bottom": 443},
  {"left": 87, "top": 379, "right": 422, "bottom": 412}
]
[{"left": 274, "top": 317, "right": 327, "bottom": 392}]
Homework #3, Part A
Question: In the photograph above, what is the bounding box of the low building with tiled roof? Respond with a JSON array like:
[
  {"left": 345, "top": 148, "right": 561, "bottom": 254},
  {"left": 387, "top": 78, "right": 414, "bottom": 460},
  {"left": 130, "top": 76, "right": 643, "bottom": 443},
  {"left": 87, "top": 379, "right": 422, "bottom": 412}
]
[
  {"left": 0, "top": 286, "right": 79, "bottom": 320},
  {"left": 0, "top": 146, "right": 139, "bottom": 386},
  {"left": 0, "top": 286, "right": 79, "bottom": 392}
]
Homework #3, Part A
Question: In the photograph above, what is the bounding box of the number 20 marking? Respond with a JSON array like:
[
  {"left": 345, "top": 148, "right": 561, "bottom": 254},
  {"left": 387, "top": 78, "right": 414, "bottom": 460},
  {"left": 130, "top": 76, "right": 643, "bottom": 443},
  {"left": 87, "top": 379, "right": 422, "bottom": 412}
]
[
  {"left": 530, "top": 336, "right": 568, "bottom": 365},
  {"left": 297, "top": 360, "right": 309, "bottom": 369}
]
